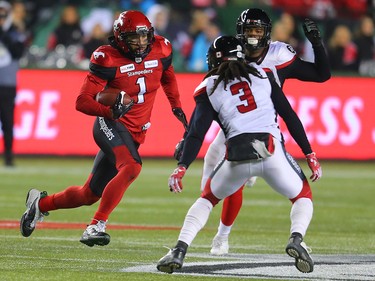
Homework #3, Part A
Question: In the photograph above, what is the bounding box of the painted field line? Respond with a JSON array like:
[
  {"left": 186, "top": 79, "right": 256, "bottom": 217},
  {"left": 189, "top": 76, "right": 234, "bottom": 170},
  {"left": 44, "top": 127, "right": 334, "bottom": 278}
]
[{"left": 0, "top": 220, "right": 180, "bottom": 231}]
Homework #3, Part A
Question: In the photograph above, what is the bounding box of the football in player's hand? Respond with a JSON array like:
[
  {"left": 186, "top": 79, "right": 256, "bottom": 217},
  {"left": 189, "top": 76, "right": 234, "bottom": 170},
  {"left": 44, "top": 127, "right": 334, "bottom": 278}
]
[{"left": 96, "top": 88, "right": 133, "bottom": 106}]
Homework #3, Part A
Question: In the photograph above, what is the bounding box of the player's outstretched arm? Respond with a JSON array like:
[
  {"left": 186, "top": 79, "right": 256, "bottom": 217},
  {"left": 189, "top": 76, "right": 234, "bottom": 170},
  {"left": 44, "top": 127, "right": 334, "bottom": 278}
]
[
  {"left": 300, "top": 18, "right": 331, "bottom": 81},
  {"left": 303, "top": 18, "right": 322, "bottom": 47}
]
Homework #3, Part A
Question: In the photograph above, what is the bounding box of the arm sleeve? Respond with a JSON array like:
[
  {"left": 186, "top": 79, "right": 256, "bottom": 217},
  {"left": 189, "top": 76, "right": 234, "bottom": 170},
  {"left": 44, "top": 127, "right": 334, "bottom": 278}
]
[
  {"left": 311, "top": 44, "right": 331, "bottom": 81},
  {"left": 269, "top": 78, "right": 312, "bottom": 155},
  {"left": 278, "top": 45, "right": 331, "bottom": 82},
  {"left": 178, "top": 94, "right": 216, "bottom": 168},
  {"left": 160, "top": 64, "right": 182, "bottom": 109},
  {"left": 75, "top": 73, "right": 113, "bottom": 119}
]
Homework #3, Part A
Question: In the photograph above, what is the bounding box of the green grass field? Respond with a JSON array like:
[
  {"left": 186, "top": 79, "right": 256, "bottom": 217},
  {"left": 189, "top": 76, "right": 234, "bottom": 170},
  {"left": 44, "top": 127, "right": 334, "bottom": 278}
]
[{"left": 0, "top": 157, "right": 374, "bottom": 281}]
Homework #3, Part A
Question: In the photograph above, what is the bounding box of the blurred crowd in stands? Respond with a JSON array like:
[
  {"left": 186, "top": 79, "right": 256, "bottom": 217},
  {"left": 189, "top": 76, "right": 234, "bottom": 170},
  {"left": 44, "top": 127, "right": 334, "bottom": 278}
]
[{"left": 3, "top": 0, "right": 375, "bottom": 76}]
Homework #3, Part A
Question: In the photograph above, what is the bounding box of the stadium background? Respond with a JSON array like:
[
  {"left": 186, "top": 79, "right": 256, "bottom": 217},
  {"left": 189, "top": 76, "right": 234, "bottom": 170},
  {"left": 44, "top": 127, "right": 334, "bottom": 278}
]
[
  {"left": 2, "top": 70, "right": 375, "bottom": 160},
  {"left": 0, "top": 3, "right": 374, "bottom": 280},
  {"left": 0, "top": 0, "right": 374, "bottom": 160}
]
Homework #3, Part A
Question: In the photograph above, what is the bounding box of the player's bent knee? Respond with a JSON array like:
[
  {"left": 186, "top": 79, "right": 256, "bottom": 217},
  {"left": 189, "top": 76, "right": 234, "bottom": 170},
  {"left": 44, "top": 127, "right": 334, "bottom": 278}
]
[
  {"left": 201, "top": 178, "right": 221, "bottom": 206},
  {"left": 82, "top": 186, "right": 101, "bottom": 205},
  {"left": 119, "top": 162, "right": 142, "bottom": 183},
  {"left": 290, "top": 179, "right": 312, "bottom": 203},
  {"left": 129, "top": 163, "right": 142, "bottom": 180}
]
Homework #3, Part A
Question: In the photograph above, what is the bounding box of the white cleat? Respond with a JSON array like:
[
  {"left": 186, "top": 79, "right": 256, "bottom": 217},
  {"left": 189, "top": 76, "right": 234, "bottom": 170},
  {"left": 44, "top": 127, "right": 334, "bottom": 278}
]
[
  {"left": 80, "top": 220, "right": 110, "bottom": 247},
  {"left": 210, "top": 235, "right": 229, "bottom": 255}
]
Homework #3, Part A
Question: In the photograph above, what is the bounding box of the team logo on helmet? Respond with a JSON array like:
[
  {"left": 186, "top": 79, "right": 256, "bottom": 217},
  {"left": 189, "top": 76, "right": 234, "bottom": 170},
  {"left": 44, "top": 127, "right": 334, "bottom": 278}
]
[{"left": 113, "top": 17, "right": 124, "bottom": 31}]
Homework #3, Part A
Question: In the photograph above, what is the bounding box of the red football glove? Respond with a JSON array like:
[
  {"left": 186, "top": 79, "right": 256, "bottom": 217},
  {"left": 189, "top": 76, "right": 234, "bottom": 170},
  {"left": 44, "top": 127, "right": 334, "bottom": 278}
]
[
  {"left": 168, "top": 166, "right": 187, "bottom": 193},
  {"left": 306, "top": 152, "right": 322, "bottom": 182}
]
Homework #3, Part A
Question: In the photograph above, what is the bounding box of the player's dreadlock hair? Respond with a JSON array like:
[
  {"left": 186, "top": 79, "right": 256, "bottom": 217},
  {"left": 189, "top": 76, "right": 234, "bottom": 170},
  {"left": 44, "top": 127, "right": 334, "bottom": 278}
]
[{"left": 205, "top": 60, "right": 263, "bottom": 95}]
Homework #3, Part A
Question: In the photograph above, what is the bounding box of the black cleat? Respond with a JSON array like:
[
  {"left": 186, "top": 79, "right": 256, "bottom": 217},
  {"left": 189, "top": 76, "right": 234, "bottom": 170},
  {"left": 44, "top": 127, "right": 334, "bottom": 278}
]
[
  {"left": 286, "top": 233, "right": 314, "bottom": 273},
  {"left": 156, "top": 247, "right": 186, "bottom": 274}
]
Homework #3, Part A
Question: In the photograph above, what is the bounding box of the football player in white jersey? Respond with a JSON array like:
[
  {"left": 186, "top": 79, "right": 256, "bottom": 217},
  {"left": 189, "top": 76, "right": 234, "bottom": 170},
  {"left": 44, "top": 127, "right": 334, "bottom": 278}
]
[
  {"left": 157, "top": 35, "right": 321, "bottom": 274},
  {"left": 174, "top": 8, "right": 330, "bottom": 256}
]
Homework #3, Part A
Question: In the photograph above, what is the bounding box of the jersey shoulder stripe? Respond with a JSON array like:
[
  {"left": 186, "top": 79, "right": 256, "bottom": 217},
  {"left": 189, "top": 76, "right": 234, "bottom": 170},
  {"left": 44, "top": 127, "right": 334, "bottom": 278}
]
[
  {"left": 264, "top": 41, "right": 297, "bottom": 69},
  {"left": 275, "top": 55, "right": 296, "bottom": 69},
  {"left": 193, "top": 78, "right": 209, "bottom": 98}
]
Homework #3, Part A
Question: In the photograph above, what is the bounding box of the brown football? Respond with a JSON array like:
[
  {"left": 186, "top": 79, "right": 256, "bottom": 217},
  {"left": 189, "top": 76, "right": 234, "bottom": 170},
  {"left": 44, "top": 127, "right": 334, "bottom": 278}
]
[{"left": 96, "top": 88, "right": 133, "bottom": 106}]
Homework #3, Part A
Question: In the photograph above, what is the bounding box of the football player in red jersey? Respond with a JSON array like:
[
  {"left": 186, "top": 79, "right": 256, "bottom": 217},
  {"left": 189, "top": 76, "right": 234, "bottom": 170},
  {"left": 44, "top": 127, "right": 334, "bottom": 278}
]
[{"left": 20, "top": 10, "right": 188, "bottom": 247}]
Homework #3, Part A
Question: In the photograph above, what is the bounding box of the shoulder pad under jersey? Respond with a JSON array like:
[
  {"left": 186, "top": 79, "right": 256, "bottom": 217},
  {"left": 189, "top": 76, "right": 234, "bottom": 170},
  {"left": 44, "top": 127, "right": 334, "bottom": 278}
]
[
  {"left": 267, "top": 41, "right": 297, "bottom": 66},
  {"left": 153, "top": 35, "right": 173, "bottom": 58},
  {"left": 90, "top": 45, "right": 119, "bottom": 67},
  {"left": 193, "top": 78, "right": 210, "bottom": 98}
]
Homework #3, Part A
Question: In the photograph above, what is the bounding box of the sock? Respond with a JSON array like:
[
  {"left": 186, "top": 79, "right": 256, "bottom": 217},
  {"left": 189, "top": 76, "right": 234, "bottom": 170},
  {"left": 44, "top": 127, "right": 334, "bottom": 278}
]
[
  {"left": 90, "top": 216, "right": 107, "bottom": 225},
  {"left": 220, "top": 186, "right": 244, "bottom": 226},
  {"left": 39, "top": 184, "right": 100, "bottom": 213},
  {"left": 291, "top": 232, "right": 303, "bottom": 239},
  {"left": 290, "top": 197, "right": 313, "bottom": 237},
  {"left": 217, "top": 221, "right": 232, "bottom": 237},
  {"left": 92, "top": 162, "right": 141, "bottom": 222},
  {"left": 178, "top": 198, "right": 213, "bottom": 246}
]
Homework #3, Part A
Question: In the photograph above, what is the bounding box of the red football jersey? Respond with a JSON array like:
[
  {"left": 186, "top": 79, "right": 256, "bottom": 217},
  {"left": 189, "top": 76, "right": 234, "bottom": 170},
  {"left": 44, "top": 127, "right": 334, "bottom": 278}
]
[{"left": 76, "top": 35, "right": 182, "bottom": 144}]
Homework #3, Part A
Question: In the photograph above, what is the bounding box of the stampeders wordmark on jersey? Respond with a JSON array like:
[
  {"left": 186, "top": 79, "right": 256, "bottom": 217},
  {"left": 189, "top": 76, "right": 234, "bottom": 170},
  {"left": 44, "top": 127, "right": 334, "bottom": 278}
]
[{"left": 98, "top": 117, "right": 115, "bottom": 140}]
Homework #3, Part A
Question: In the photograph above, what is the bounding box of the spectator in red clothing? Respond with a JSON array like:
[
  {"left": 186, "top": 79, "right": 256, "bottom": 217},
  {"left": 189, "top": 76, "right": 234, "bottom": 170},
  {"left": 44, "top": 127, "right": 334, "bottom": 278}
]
[
  {"left": 332, "top": 0, "right": 369, "bottom": 19},
  {"left": 272, "top": 0, "right": 312, "bottom": 17},
  {"left": 191, "top": 0, "right": 226, "bottom": 8}
]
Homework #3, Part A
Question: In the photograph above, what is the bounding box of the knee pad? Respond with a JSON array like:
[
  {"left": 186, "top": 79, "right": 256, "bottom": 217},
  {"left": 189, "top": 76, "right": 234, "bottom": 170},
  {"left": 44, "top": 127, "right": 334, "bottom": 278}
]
[
  {"left": 201, "top": 178, "right": 221, "bottom": 206},
  {"left": 290, "top": 179, "right": 312, "bottom": 203}
]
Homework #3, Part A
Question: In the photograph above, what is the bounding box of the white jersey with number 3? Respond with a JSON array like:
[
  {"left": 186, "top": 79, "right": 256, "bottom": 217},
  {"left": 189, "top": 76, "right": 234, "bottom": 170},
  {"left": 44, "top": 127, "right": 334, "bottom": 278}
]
[
  {"left": 194, "top": 65, "right": 310, "bottom": 202},
  {"left": 198, "top": 66, "right": 283, "bottom": 142}
]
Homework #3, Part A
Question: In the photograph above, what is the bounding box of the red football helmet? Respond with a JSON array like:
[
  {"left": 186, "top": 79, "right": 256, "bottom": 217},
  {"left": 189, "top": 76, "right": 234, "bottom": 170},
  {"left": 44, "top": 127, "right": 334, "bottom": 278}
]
[{"left": 113, "top": 10, "right": 155, "bottom": 60}]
